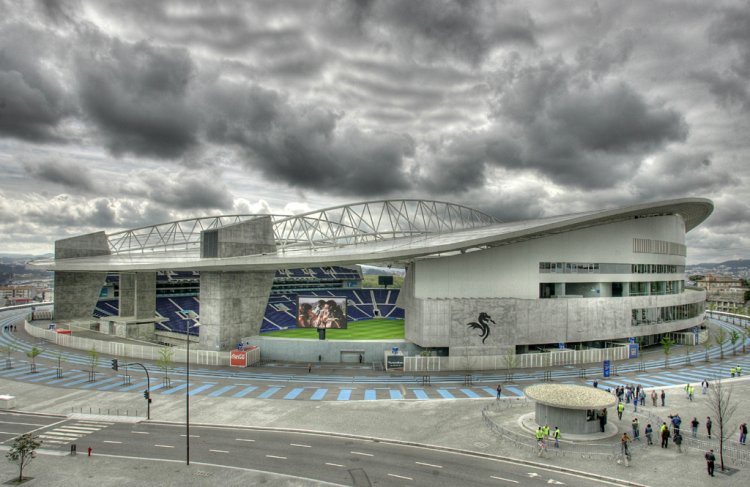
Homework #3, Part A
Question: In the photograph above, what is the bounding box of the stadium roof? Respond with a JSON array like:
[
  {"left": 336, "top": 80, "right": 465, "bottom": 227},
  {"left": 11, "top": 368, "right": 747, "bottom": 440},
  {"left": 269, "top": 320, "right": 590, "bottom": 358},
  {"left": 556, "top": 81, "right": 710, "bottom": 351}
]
[{"left": 33, "top": 198, "right": 713, "bottom": 273}]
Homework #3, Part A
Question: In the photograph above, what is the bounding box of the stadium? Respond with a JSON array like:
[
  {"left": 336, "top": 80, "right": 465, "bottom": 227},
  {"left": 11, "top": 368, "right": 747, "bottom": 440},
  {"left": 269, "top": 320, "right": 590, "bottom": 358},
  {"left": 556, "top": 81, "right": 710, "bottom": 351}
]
[{"left": 32, "top": 197, "right": 714, "bottom": 370}]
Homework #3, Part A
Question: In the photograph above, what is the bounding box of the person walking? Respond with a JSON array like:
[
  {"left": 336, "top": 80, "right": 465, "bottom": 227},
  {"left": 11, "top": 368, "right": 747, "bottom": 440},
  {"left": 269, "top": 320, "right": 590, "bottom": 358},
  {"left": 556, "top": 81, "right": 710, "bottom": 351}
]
[
  {"left": 651, "top": 389, "right": 658, "bottom": 406},
  {"left": 737, "top": 364, "right": 742, "bottom": 376},
  {"left": 660, "top": 389, "right": 666, "bottom": 407},
  {"left": 535, "top": 427, "right": 546, "bottom": 456},
  {"left": 701, "top": 378, "right": 709, "bottom": 394},
  {"left": 731, "top": 366, "right": 736, "bottom": 378},
  {"left": 639, "top": 388, "right": 645, "bottom": 406},
  {"left": 496, "top": 384, "right": 502, "bottom": 399},
  {"left": 633, "top": 396, "right": 638, "bottom": 412},
  {"left": 598, "top": 409, "right": 607, "bottom": 432},
  {"left": 691, "top": 417, "right": 699, "bottom": 437},
  {"left": 684, "top": 383, "right": 690, "bottom": 399},
  {"left": 593, "top": 379, "right": 598, "bottom": 388},
  {"left": 645, "top": 423, "right": 653, "bottom": 445},
  {"left": 617, "top": 401, "right": 625, "bottom": 420},
  {"left": 632, "top": 418, "right": 640, "bottom": 441},
  {"left": 740, "top": 422, "right": 747, "bottom": 445},
  {"left": 674, "top": 430, "right": 683, "bottom": 453},
  {"left": 705, "top": 449, "right": 716, "bottom": 477},
  {"left": 660, "top": 422, "right": 670, "bottom": 448},
  {"left": 706, "top": 416, "right": 713, "bottom": 439},
  {"left": 671, "top": 414, "right": 682, "bottom": 435},
  {"left": 553, "top": 426, "right": 561, "bottom": 448},
  {"left": 688, "top": 385, "right": 694, "bottom": 401},
  {"left": 621, "top": 432, "right": 632, "bottom": 463}
]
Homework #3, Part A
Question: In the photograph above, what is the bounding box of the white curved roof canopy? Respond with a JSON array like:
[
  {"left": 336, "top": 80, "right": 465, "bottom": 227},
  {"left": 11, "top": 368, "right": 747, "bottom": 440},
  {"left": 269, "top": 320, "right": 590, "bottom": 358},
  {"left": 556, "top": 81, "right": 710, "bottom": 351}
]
[{"left": 34, "top": 197, "right": 713, "bottom": 272}]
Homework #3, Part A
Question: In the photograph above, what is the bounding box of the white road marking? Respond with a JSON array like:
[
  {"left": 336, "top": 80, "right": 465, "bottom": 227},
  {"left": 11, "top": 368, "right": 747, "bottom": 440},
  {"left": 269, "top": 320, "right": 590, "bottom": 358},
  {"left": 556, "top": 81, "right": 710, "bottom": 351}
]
[
  {"left": 0, "top": 420, "right": 47, "bottom": 427},
  {"left": 415, "top": 461, "right": 442, "bottom": 469},
  {"left": 350, "top": 451, "right": 374, "bottom": 457},
  {"left": 155, "top": 444, "right": 175, "bottom": 448},
  {"left": 290, "top": 443, "right": 311, "bottom": 448},
  {"left": 388, "top": 474, "right": 413, "bottom": 481},
  {"left": 179, "top": 434, "right": 200, "bottom": 438},
  {"left": 103, "top": 441, "right": 122, "bottom": 444},
  {"left": 527, "top": 473, "right": 541, "bottom": 478},
  {"left": 236, "top": 438, "right": 255, "bottom": 442},
  {"left": 131, "top": 431, "right": 149, "bottom": 435},
  {"left": 491, "top": 476, "right": 519, "bottom": 484},
  {"left": 56, "top": 428, "right": 97, "bottom": 433},
  {"left": 45, "top": 432, "right": 82, "bottom": 438},
  {"left": 210, "top": 449, "right": 229, "bottom": 453},
  {"left": 325, "top": 463, "right": 345, "bottom": 467},
  {"left": 266, "top": 455, "right": 287, "bottom": 460},
  {"left": 547, "top": 480, "right": 564, "bottom": 485}
]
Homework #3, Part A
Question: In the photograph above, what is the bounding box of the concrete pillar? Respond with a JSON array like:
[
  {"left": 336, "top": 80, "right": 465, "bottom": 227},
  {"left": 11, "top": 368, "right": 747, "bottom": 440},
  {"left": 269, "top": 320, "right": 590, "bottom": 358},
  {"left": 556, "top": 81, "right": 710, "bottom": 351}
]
[
  {"left": 119, "top": 273, "right": 134, "bottom": 317},
  {"left": 53, "top": 232, "right": 110, "bottom": 322},
  {"left": 199, "top": 217, "right": 276, "bottom": 351}
]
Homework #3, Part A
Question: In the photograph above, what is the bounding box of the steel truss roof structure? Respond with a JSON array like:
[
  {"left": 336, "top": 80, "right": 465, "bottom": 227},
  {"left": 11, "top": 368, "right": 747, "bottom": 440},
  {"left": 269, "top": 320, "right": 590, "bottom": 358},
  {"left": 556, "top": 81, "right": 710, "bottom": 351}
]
[{"left": 34, "top": 198, "right": 713, "bottom": 272}]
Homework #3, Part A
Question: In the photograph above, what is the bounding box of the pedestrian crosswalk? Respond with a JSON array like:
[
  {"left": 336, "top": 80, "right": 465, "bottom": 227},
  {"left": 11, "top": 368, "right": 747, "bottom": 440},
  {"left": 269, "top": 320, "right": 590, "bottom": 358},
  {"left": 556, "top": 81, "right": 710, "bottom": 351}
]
[
  {"left": 37, "top": 420, "right": 113, "bottom": 447},
  {"left": 1, "top": 358, "right": 748, "bottom": 403}
]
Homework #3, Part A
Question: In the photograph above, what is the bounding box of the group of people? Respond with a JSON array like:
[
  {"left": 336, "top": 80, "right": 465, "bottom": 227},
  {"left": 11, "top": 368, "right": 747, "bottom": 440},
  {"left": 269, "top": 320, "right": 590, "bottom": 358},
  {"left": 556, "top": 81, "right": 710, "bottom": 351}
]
[
  {"left": 534, "top": 424, "right": 561, "bottom": 454},
  {"left": 2, "top": 324, "right": 16, "bottom": 332},
  {"left": 296, "top": 299, "right": 346, "bottom": 329}
]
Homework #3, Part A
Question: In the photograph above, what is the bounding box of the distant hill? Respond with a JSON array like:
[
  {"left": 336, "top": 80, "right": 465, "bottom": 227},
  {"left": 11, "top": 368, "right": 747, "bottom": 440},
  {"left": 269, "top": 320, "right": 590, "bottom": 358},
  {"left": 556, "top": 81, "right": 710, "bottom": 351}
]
[{"left": 687, "top": 259, "right": 750, "bottom": 272}]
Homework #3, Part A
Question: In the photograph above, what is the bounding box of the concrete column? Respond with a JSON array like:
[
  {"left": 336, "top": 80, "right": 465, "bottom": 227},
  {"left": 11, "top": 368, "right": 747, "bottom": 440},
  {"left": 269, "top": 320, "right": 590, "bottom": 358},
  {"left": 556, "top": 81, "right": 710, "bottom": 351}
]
[
  {"left": 199, "top": 217, "right": 276, "bottom": 351},
  {"left": 119, "top": 273, "right": 135, "bottom": 317},
  {"left": 53, "top": 232, "right": 109, "bottom": 322}
]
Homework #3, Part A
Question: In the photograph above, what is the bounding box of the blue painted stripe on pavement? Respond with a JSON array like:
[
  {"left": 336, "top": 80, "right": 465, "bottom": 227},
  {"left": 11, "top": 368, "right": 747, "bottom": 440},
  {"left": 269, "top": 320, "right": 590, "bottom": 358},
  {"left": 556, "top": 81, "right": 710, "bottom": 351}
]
[
  {"left": 149, "top": 382, "right": 170, "bottom": 392},
  {"left": 258, "top": 387, "right": 282, "bottom": 399},
  {"left": 412, "top": 389, "right": 428, "bottom": 400},
  {"left": 60, "top": 377, "right": 95, "bottom": 387},
  {"left": 161, "top": 383, "right": 189, "bottom": 395},
  {"left": 389, "top": 389, "right": 402, "bottom": 400},
  {"left": 120, "top": 381, "right": 149, "bottom": 392},
  {"left": 666, "top": 371, "right": 708, "bottom": 381},
  {"left": 630, "top": 377, "right": 671, "bottom": 387},
  {"left": 188, "top": 383, "right": 216, "bottom": 396},
  {"left": 80, "top": 377, "right": 119, "bottom": 389},
  {"left": 28, "top": 370, "right": 65, "bottom": 382},
  {"left": 98, "top": 380, "right": 132, "bottom": 391},
  {"left": 310, "top": 388, "right": 327, "bottom": 400},
  {"left": 43, "top": 373, "right": 86, "bottom": 385},
  {"left": 460, "top": 389, "right": 480, "bottom": 398},
  {"left": 209, "top": 385, "right": 237, "bottom": 397},
  {"left": 364, "top": 390, "right": 377, "bottom": 400},
  {"left": 437, "top": 389, "right": 455, "bottom": 399},
  {"left": 232, "top": 386, "right": 257, "bottom": 398},
  {"left": 0, "top": 368, "right": 41, "bottom": 378},
  {"left": 504, "top": 386, "right": 525, "bottom": 397},
  {"left": 482, "top": 387, "right": 499, "bottom": 397},
  {"left": 284, "top": 388, "right": 305, "bottom": 400},
  {"left": 337, "top": 389, "right": 352, "bottom": 401}
]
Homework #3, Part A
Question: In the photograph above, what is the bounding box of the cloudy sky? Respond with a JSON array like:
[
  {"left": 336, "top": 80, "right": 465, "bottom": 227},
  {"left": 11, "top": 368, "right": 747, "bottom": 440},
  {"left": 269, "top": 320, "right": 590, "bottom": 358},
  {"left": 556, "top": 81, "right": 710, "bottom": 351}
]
[{"left": 1, "top": 0, "right": 748, "bottom": 263}]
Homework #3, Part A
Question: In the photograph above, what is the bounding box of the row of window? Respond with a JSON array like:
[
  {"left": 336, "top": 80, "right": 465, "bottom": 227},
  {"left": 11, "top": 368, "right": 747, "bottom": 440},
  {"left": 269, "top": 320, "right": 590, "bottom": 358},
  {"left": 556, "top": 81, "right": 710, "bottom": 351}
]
[
  {"left": 631, "top": 302, "right": 704, "bottom": 326},
  {"left": 539, "top": 262, "right": 685, "bottom": 274},
  {"left": 632, "top": 238, "right": 686, "bottom": 256}
]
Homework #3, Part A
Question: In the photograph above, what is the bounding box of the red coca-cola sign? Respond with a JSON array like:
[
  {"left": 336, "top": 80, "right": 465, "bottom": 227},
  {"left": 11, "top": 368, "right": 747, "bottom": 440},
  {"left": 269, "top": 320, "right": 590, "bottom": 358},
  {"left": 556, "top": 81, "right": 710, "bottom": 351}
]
[{"left": 230, "top": 350, "right": 247, "bottom": 367}]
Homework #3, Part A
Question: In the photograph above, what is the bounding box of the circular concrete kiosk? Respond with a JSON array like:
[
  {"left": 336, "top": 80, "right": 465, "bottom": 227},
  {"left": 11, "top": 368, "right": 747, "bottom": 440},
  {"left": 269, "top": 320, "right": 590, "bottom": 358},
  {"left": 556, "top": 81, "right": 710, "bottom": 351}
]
[{"left": 525, "top": 384, "right": 617, "bottom": 435}]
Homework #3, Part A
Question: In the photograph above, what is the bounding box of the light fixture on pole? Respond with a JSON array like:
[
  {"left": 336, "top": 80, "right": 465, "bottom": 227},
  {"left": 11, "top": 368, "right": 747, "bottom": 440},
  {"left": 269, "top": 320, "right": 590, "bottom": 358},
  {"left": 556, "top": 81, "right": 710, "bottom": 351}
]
[{"left": 182, "top": 309, "right": 200, "bottom": 466}]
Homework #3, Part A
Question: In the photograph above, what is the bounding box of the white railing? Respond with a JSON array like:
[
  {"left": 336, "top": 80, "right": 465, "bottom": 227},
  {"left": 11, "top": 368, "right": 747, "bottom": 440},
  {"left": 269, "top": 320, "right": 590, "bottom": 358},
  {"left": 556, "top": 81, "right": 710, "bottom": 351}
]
[
  {"left": 404, "top": 345, "right": 630, "bottom": 372},
  {"left": 24, "top": 321, "right": 226, "bottom": 366}
]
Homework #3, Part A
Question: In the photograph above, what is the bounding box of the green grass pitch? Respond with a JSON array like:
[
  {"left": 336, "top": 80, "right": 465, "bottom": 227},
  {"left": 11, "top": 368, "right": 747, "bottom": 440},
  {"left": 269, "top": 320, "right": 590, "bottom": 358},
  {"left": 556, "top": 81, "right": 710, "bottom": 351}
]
[{"left": 261, "top": 318, "right": 405, "bottom": 340}]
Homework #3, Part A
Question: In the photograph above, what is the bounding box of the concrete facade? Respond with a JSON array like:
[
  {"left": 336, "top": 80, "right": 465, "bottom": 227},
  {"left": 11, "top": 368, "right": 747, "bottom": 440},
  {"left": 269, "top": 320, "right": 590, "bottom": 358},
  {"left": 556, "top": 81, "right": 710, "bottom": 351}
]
[
  {"left": 118, "top": 272, "right": 156, "bottom": 320},
  {"left": 199, "top": 217, "right": 276, "bottom": 351},
  {"left": 403, "top": 215, "right": 705, "bottom": 353},
  {"left": 534, "top": 403, "right": 602, "bottom": 435},
  {"left": 53, "top": 232, "right": 109, "bottom": 322}
]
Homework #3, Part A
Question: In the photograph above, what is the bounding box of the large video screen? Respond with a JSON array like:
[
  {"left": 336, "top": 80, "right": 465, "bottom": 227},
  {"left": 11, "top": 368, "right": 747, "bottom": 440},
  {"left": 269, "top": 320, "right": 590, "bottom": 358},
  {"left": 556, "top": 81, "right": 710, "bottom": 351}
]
[{"left": 297, "top": 296, "right": 348, "bottom": 329}]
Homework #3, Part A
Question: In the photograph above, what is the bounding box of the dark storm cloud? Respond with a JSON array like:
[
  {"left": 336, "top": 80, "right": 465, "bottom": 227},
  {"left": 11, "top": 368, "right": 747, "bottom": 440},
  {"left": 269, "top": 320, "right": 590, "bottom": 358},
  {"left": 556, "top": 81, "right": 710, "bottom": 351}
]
[
  {"left": 0, "top": 23, "right": 74, "bottom": 142},
  {"left": 332, "top": 0, "right": 537, "bottom": 65},
  {"left": 708, "top": 2, "right": 750, "bottom": 78},
  {"left": 122, "top": 170, "right": 234, "bottom": 210},
  {"left": 75, "top": 36, "right": 199, "bottom": 158},
  {"left": 202, "top": 80, "right": 413, "bottom": 196},
  {"left": 485, "top": 61, "right": 687, "bottom": 188},
  {"left": 24, "top": 160, "right": 94, "bottom": 192}
]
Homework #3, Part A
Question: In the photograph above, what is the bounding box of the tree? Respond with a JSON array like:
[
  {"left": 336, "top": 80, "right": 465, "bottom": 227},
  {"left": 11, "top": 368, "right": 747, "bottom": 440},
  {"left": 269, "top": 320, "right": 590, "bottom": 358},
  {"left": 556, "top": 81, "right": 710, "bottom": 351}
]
[
  {"left": 3, "top": 343, "right": 14, "bottom": 369},
  {"left": 715, "top": 328, "right": 727, "bottom": 360},
  {"left": 685, "top": 339, "right": 694, "bottom": 366},
  {"left": 54, "top": 351, "right": 64, "bottom": 379},
  {"left": 87, "top": 347, "right": 99, "bottom": 382},
  {"left": 6, "top": 433, "right": 41, "bottom": 482},
  {"left": 156, "top": 347, "right": 174, "bottom": 387},
  {"left": 707, "top": 379, "right": 738, "bottom": 472},
  {"left": 660, "top": 336, "right": 675, "bottom": 368},
  {"left": 25, "top": 347, "right": 43, "bottom": 374},
  {"left": 502, "top": 348, "right": 517, "bottom": 381},
  {"left": 729, "top": 330, "right": 740, "bottom": 355}
]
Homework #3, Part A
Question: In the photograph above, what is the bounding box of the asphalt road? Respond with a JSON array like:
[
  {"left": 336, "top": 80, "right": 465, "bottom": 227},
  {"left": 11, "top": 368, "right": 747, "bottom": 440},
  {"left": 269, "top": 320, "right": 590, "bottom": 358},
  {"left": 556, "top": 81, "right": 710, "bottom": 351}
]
[{"left": 0, "top": 411, "right": 626, "bottom": 486}]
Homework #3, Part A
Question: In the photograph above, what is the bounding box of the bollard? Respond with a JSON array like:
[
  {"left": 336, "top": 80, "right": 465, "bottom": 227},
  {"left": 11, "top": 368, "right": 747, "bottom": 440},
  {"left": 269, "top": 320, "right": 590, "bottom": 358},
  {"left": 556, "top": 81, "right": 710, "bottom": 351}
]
[
  {"left": 87, "top": 447, "right": 92, "bottom": 457},
  {"left": 70, "top": 444, "right": 76, "bottom": 456}
]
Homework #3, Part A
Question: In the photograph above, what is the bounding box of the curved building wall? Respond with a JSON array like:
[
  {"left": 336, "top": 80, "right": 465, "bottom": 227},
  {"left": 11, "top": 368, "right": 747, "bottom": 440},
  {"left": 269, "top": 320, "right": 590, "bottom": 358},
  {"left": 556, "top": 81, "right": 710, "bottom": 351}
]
[
  {"left": 413, "top": 215, "right": 686, "bottom": 300},
  {"left": 403, "top": 215, "right": 703, "bottom": 350}
]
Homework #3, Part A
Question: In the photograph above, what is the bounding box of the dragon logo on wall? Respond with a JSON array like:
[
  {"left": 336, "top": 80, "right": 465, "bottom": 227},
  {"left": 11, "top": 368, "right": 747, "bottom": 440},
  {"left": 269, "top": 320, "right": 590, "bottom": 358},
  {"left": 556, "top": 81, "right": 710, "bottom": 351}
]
[{"left": 466, "top": 312, "right": 495, "bottom": 344}]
